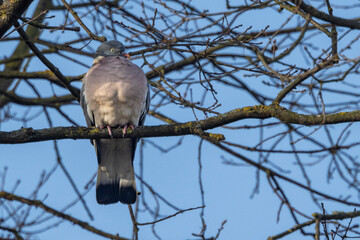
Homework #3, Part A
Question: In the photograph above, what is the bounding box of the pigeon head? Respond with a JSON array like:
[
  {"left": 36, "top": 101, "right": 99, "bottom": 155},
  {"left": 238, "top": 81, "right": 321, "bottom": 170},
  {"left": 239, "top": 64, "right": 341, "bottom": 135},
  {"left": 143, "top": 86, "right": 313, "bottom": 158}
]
[{"left": 95, "top": 40, "right": 127, "bottom": 58}]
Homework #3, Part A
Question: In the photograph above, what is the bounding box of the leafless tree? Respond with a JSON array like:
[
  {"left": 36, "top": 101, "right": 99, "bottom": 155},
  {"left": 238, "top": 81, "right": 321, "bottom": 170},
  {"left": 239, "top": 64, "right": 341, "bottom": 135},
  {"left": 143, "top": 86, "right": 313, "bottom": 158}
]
[{"left": 1, "top": 0, "right": 360, "bottom": 239}]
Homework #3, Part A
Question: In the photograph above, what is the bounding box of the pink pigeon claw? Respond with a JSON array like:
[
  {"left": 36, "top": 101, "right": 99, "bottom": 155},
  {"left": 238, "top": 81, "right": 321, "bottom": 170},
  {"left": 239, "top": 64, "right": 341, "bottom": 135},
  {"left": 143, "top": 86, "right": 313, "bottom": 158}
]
[
  {"left": 107, "top": 125, "right": 113, "bottom": 138},
  {"left": 122, "top": 125, "right": 127, "bottom": 136},
  {"left": 99, "top": 125, "right": 113, "bottom": 138},
  {"left": 121, "top": 124, "right": 136, "bottom": 136}
]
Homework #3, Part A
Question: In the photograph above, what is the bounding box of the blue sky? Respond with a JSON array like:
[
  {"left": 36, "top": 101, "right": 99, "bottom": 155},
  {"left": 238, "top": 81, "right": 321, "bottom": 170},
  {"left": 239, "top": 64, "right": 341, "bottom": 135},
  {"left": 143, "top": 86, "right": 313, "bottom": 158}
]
[{"left": 1, "top": 0, "right": 360, "bottom": 239}]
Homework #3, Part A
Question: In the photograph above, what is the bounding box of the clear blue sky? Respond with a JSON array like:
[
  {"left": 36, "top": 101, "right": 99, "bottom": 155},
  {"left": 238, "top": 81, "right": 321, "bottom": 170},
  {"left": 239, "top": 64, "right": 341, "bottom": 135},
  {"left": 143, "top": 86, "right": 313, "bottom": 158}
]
[{"left": 1, "top": 1, "right": 360, "bottom": 239}]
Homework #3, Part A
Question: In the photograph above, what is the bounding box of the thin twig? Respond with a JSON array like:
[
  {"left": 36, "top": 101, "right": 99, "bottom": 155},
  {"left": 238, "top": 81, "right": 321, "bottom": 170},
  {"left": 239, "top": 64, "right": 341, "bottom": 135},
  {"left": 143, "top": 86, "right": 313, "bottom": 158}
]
[
  {"left": 128, "top": 205, "right": 139, "bottom": 240},
  {"left": 137, "top": 206, "right": 205, "bottom": 226},
  {"left": 59, "top": 0, "right": 106, "bottom": 42}
]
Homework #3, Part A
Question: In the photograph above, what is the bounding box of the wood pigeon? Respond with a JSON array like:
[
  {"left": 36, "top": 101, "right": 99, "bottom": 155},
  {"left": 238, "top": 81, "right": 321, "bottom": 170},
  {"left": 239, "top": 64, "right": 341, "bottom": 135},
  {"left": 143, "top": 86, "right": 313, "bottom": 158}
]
[{"left": 80, "top": 40, "right": 150, "bottom": 204}]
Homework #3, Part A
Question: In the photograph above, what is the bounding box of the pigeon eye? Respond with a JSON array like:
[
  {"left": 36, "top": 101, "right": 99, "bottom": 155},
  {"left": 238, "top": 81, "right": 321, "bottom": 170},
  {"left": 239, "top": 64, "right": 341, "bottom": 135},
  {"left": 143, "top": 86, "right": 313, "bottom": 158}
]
[{"left": 110, "top": 48, "right": 115, "bottom": 52}]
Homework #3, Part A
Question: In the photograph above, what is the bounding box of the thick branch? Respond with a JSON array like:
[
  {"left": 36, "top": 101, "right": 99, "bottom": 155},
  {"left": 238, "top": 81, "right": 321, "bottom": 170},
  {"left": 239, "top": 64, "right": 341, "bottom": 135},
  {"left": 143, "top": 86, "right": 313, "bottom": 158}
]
[
  {"left": 290, "top": 0, "right": 360, "bottom": 29},
  {"left": 0, "top": 0, "right": 52, "bottom": 108},
  {"left": 0, "top": 91, "right": 75, "bottom": 107},
  {"left": 0, "top": 70, "right": 83, "bottom": 83},
  {"left": 0, "top": 0, "right": 34, "bottom": 37},
  {"left": 1, "top": 105, "right": 360, "bottom": 144}
]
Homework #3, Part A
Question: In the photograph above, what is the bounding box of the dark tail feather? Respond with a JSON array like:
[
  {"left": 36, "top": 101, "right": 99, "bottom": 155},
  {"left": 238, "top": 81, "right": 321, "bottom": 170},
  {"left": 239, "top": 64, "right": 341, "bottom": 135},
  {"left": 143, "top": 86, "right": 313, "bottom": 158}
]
[
  {"left": 96, "top": 168, "right": 137, "bottom": 204},
  {"left": 96, "top": 173, "right": 119, "bottom": 204},
  {"left": 119, "top": 186, "right": 136, "bottom": 204},
  {"left": 95, "top": 138, "right": 137, "bottom": 205}
]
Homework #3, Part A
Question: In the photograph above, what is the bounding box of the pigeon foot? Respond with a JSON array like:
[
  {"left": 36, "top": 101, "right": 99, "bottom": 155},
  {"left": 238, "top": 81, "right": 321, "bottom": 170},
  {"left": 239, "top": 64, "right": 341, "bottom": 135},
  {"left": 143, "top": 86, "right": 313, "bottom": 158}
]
[
  {"left": 100, "top": 125, "right": 113, "bottom": 138},
  {"left": 120, "top": 124, "right": 135, "bottom": 136}
]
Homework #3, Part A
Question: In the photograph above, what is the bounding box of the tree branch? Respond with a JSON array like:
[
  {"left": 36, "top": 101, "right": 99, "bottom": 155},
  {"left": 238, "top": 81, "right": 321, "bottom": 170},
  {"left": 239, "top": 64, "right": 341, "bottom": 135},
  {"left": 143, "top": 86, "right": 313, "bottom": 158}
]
[
  {"left": 0, "top": 191, "right": 129, "bottom": 240},
  {"left": 290, "top": 0, "right": 360, "bottom": 29},
  {"left": 0, "top": 0, "right": 34, "bottom": 38},
  {"left": 1, "top": 105, "right": 360, "bottom": 144},
  {"left": 14, "top": 21, "right": 81, "bottom": 101},
  {"left": 268, "top": 210, "right": 360, "bottom": 240}
]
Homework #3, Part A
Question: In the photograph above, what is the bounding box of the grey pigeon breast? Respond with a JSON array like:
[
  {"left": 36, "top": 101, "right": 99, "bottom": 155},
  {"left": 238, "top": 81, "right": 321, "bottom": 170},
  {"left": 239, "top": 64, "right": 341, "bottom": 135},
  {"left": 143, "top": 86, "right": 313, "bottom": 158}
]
[
  {"left": 80, "top": 44, "right": 150, "bottom": 205},
  {"left": 83, "top": 56, "right": 148, "bottom": 128}
]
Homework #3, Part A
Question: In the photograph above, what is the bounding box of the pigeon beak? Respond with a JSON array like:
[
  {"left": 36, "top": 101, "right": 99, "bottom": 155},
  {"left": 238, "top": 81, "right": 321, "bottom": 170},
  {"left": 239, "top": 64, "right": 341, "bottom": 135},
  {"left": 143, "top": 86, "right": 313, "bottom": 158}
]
[{"left": 123, "top": 53, "right": 131, "bottom": 59}]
